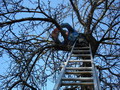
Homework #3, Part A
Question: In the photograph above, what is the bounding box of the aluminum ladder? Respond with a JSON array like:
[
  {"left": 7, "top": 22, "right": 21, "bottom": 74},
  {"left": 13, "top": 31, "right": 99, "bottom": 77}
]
[{"left": 53, "top": 41, "right": 101, "bottom": 90}]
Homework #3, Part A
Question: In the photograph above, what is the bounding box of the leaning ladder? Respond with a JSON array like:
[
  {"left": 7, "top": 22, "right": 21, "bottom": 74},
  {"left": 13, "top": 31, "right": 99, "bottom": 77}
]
[{"left": 53, "top": 41, "right": 101, "bottom": 90}]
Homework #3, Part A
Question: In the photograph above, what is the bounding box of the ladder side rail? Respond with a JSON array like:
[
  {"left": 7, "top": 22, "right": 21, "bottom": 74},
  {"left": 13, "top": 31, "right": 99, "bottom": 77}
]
[
  {"left": 92, "top": 64, "right": 101, "bottom": 90},
  {"left": 53, "top": 41, "right": 77, "bottom": 90},
  {"left": 89, "top": 44, "right": 101, "bottom": 90},
  {"left": 94, "top": 65, "right": 101, "bottom": 90}
]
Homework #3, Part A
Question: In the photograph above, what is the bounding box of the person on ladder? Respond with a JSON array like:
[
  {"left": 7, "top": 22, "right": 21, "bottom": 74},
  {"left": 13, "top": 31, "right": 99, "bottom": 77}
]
[{"left": 52, "top": 23, "right": 88, "bottom": 45}]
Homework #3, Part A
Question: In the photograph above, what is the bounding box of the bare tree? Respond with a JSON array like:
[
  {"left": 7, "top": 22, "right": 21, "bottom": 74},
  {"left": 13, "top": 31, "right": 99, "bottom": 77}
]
[{"left": 0, "top": 0, "right": 119, "bottom": 89}]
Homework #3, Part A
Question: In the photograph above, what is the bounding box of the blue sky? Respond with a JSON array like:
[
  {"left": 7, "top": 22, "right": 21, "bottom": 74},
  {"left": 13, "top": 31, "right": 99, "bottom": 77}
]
[
  {"left": 0, "top": 0, "right": 68, "bottom": 90},
  {"left": 1, "top": 0, "right": 119, "bottom": 90}
]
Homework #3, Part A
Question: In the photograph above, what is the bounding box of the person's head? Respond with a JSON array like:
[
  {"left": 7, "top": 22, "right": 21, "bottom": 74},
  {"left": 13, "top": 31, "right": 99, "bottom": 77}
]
[{"left": 63, "top": 30, "right": 68, "bottom": 36}]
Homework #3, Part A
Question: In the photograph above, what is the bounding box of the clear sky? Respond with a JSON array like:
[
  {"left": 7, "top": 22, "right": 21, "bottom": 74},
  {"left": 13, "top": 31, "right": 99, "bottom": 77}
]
[{"left": 2, "top": 0, "right": 119, "bottom": 90}]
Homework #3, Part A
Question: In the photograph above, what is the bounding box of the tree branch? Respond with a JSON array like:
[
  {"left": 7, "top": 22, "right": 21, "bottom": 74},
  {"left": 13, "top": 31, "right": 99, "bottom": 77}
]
[
  {"left": 101, "top": 42, "right": 120, "bottom": 46},
  {"left": 69, "top": 0, "right": 85, "bottom": 26},
  {"left": 0, "top": 17, "right": 53, "bottom": 27}
]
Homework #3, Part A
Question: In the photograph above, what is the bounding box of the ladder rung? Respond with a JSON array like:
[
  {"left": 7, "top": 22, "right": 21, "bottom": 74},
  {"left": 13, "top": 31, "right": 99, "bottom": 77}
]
[
  {"left": 71, "top": 54, "right": 91, "bottom": 57},
  {"left": 69, "top": 60, "right": 91, "bottom": 62},
  {"left": 65, "top": 71, "right": 93, "bottom": 74},
  {"left": 61, "top": 82, "right": 94, "bottom": 86},
  {"left": 66, "top": 67, "right": 92, "bottom": 70},
  {"left": 62, "top": 77, "right": 93, "bottom": 81},
  {"left": 74, "top": 46, "right": 89, "bottom": 48},
  {"left": 73, "top": 50, "right": 90, "bottom": 52},
  {"left": 74, "top": 47, "right": 89, "bottom": 49}
]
